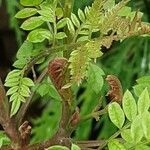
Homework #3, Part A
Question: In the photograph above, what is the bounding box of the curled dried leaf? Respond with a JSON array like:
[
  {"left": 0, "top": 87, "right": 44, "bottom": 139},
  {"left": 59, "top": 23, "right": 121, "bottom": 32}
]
[
  {"left": 106, "top": 75, "right": 123, "bottom": 104},
  {"left": 48, "top": 58, "right": 68, "bottom": 90}
]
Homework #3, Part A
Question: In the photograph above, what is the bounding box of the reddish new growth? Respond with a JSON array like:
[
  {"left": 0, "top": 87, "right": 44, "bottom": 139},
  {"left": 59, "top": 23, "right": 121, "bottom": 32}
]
[
  {"left": 106, "top": 75, "right": 123, "bottom": 103},
  {"left": 48, "top": 58, "right": 68, "bottom": 90}
]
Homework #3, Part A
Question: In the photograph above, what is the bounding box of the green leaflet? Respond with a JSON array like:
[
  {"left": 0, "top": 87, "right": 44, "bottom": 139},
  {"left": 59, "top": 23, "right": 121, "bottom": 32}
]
[
  {"left": 122, "top": 90, "right": 137, "bottom": 121},
  {"left": 71, "top": 13, "right": 80, "bottom": 28},
  {"left": 121, "top": 129, "right": 133, "bottom": 143},
  {"left": 87, "top": 63, "right": 105, "bottom": 94},
  {"left": 27, "top": 28, "right": 53, "bottom": 43},
  {"left": 21, "top": 16, "right": 44, "bottom": 30},
  {"left": 108, "top": 102, "right": 125, "bottom": 129},
  {"left": 131, "top": 115, "right": 143, "bottom": 143},
  {"left": 5, "top": 69, "right": 34, "bottom": 116},
  {"left": 46, "top": 144, "right": 81, "bottom": 150},
  {"left": 71, "top": 144, "right": 81, "bottom": 150},
  {"left": 134, "top": 76, "right": 150, "bottom": 96},
  {"left": 78, "top": 9, "right": 86, "bottom": 23},
  {"left": 20, "top": 0, "right": 44, "bottom": 6},
  {"left": 108, "top": 139, "right": 126, "bottom": 150},
  {"left": 67, "top": 18, "right": 75, "bottom": 35},
  {"left": 46, "top": 146, "right": 69, "bottom": 150},
  {"left": 55, "top": 32, "right": 67, "bottom": 40},
  {"left": 0, "top": 131, "right": 10, "bottom": 148},
  {"left": 16, "top": 40, "right": 33, "bottom": 59},
  {"left": 141, "top": 111, "right": 150, "bottom": 140},
  {"left": 15, "top": 8, "right": 37, "bottom": 18},
  {"left": 137, "top": 88, "right": 150, "bottom": 115},
  {"left": 56, "top": 18, "right": 67, "bottom": 29},
  {"left": 37, "top": 6, "right": 55, "bottom": 22},
  {"left": 10, "top": 99, "right": 21, "bottom": 117}
]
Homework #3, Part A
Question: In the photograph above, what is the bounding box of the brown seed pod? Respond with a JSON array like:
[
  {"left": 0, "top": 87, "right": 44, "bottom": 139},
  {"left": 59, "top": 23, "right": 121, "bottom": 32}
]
[
  {"left": 48, "top": 58, "right": 68, "bottom": 90},
  {"left": 70, "top": 107, "right": 80, "bottom": 127},
  {"left": 106, "top": 75, "right": 123, "bottom": 104}
]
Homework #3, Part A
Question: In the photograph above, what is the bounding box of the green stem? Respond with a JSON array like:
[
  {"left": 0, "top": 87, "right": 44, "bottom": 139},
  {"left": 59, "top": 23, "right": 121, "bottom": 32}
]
[
  {"left": 63, "top": 0, "right": 74, "bottom": 58},
  {"left": 98, "top": 123, "right": 131, "bottom": 149}
]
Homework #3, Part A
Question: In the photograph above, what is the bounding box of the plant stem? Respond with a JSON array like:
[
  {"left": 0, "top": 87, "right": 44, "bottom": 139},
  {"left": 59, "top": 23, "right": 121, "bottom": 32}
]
[{"left": 63, "top": 0, "right": 74, "bottom": 58}]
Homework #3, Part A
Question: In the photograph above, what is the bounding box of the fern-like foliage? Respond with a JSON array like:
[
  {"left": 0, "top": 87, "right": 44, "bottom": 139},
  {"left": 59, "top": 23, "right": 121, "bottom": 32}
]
[
  {"left": 4, "top": 70, "right": 34, "bottom": 116},
  {"left": 68, "top": 0, "right": 150, "bottom": 85}
]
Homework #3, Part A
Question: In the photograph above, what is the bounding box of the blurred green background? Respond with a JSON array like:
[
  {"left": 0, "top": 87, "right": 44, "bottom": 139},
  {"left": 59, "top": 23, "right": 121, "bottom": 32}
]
[{"left": 0, "top": 0, "right": 150, "bottom": 143}]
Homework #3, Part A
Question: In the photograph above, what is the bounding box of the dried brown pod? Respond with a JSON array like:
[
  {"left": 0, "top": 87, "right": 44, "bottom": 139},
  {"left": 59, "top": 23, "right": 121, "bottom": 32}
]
[
  {"left": 48, "top": 58, "right": 68, "bottom": 90},
  {"left": 106, "top": 75, "right": 123, "bottom": 104},
  {"left": 70, "top": 107, "right": 80, "bottom": 127}
]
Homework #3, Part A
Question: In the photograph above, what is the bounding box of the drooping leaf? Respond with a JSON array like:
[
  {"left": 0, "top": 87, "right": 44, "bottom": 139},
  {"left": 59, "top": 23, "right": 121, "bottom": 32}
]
[
  {"left": 108, "top": 102, "right": 125, "bottom": 129},
  {"left": 122, "top": 90, "right": 137, "bottom": 121},
  {"left": 10, "top": 99, "right": 21, "bottom": 117}
]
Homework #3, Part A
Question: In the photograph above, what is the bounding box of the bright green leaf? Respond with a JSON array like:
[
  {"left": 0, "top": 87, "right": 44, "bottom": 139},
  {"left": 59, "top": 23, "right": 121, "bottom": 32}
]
[
  {"left": 22, "top": 77, "right": 34, "bottom": 87},
  {"left": 78, "top": 9, "right": 85, "bottom": 23},
  {"left": 13, "top": 59, "right": 28, "bottom": 69},
  {"left": 71, "top": 144, "right": 81, "bottom": 150},
  {"left": 15, "top": 8, "right": 37, "bottom": 18},
  {"left": 20, "top": 0, "right": 44, "bottom": 6},
  {"left": 5, "top": 70, "right": 21, "bottom": 81},
  {"left": 10, "top": 99, "right": 21, "bottom": 117},
  {"left": 16, "top": 40, "right": 33, "bottom": 59},
  {"left": 6, "top": 86, "right": 19, "bottom": 96},
  {"left": 55, "top": 32, "right": 67, "bottom": 39},
  {"left": 121, "top": 129, "right": 133, "bottom": 143},
  {"left": 131, "top": 115, "right": 143, "bottom": 143},
  {"left": 21, "top": 16, "right": 44, "bottom": 30},
  {"left": 37, "top": 7, "right": 54, "bottom": 22},
  {"left": 108, "top": 139, "right": 126, "bottom": 150},
  {"left": 20, "top": 85, "right": 30, "bottom": 97},
  {"left": 67, "top": 18, "right": 75, "bottom": 35},
  {"left": 27, "top": 28, "right": 52, "bottom": 43},
  {"left": 87, "top": 63, "right": 104, "bottom": 94},
  {"left": 137, "top": 88, "right": 150, "bottom": 115},
  {"left": 142, "top": 111, "right": 150, "bottom": 140},
  {"left": 122, "top": 90, "right": 137, "bottom": 121},
  {"left": 108, "top": 102, "right": 125, "bottom": 129},
  {"left": 135, "top": 144, "right": 150, "bottom": 150},
  {"left": 71, "top": 13, "right": 80, "bottom": 28},
  {"left": 46, "top": 145, "right": 69, "bottom": 150},
  {"left": 57, "top": 18, "right": 67, "bottom": 29},
  {"left": 4, "top": 78, "right": 20, "bottom": 87}
]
